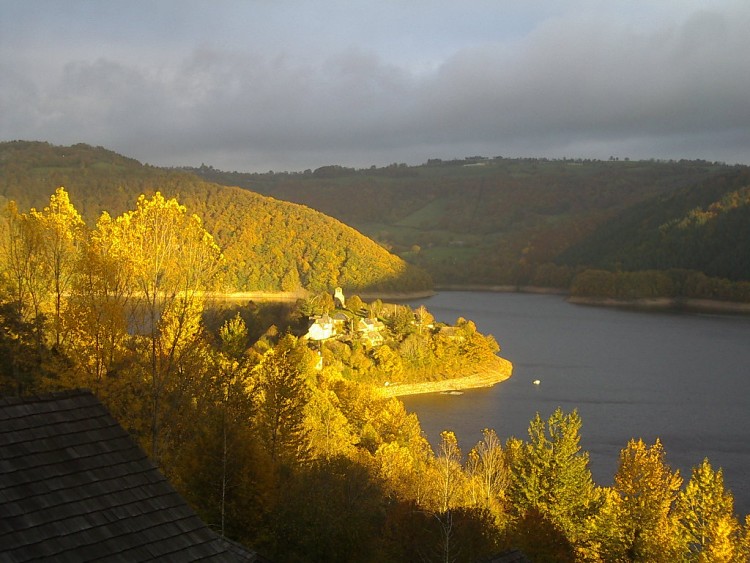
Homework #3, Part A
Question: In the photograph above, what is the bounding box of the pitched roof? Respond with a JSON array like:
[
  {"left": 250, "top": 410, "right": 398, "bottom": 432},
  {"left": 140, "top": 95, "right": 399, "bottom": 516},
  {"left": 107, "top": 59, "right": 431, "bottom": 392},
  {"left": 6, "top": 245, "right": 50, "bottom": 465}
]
[{"left": 0, "top": 389, "right": 261, "bottom": 562}]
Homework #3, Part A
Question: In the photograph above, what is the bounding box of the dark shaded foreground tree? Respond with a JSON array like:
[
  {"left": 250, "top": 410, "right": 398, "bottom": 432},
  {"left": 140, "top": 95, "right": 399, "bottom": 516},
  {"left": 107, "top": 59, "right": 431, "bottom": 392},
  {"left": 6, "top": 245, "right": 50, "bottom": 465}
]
[
  {"left": 0, "top": 301, "right": 53, "bottom": 395},
  {"left": 268, "top": 454, "right": 385, "bottom": 562},
  {"left": 171, "top": 315, "right": 274, "bottom": 544},
  {"left": 505, "top": 507, "right": 576, "bottom": 563},
  {"left": 381, "top": 503, "right": 501, "bottom": 563},
  {"left": 176, "top": 403, "right": 273, "bottom": 546},
  {"left": 253, "top": 334, "right": 314, "bottom": 468}
]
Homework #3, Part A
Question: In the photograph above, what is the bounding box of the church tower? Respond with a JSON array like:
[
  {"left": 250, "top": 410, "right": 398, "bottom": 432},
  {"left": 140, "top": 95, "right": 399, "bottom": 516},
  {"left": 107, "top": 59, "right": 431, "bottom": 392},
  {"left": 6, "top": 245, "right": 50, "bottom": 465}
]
[{"left": 334, "top": 287, "right": 346, "bottom": 308}]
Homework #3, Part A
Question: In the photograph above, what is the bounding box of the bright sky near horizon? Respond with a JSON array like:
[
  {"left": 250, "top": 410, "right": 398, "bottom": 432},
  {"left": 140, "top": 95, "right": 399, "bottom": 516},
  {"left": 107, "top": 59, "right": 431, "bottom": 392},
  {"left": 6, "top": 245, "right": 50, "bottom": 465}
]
[{"left": 2, "top": 1, "right": 749, "bottom": 172}]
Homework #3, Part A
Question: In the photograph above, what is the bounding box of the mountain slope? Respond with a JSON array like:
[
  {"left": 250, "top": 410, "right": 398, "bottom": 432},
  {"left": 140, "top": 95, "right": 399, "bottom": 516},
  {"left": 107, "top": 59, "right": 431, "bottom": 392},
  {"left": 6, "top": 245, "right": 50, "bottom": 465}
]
[
  {"left": 558, "top": 167, "right": 750, "bottom": 281},
  {"left": 189, "top": 157, "right": 734, "bottom": 286},
  {"left": 0, "top": 141, "right": 431, "bottom": 293}
]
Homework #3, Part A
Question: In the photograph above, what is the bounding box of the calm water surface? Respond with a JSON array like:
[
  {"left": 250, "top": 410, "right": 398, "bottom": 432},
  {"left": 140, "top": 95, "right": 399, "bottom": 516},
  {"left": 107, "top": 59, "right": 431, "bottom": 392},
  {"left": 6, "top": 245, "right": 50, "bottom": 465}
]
[{"left": 403, "top": 291, "right": 750, "bottom": 516}]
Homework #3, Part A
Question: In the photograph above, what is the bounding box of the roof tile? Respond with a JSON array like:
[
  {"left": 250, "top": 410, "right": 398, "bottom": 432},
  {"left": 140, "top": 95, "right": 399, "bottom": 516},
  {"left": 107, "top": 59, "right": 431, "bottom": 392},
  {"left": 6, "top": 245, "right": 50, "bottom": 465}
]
[{"left": 0, "top": 390, "right": 258, "bottom": 562}]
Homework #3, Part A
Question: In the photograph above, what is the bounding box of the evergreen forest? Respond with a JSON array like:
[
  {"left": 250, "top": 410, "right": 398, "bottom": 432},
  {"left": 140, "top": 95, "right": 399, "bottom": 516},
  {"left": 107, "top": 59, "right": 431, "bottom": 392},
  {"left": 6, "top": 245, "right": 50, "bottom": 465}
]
[{"left": 2, "top": 180, "right": 749, "bottom": 561}]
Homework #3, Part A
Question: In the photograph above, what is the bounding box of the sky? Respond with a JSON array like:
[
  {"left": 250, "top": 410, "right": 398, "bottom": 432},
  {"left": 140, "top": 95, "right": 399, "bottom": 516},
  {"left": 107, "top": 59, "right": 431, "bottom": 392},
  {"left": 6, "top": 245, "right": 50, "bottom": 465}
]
[{"left": 2, "top": 1, "right": 750, "bottom": 172}]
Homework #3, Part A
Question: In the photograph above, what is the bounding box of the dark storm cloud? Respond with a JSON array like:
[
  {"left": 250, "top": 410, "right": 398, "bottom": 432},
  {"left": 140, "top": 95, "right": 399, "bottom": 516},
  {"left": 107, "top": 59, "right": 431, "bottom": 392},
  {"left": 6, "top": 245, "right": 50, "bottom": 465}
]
[{"left": 1, "top": 1, "right": 749, "bottom": 171}]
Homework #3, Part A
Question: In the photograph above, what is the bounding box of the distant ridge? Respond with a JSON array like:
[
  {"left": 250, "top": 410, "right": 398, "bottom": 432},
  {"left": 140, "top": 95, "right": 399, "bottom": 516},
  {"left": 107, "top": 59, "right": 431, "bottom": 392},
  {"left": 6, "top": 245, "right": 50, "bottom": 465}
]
[{"left": 187, "top": 156, "right": 744, "bottom": 290}]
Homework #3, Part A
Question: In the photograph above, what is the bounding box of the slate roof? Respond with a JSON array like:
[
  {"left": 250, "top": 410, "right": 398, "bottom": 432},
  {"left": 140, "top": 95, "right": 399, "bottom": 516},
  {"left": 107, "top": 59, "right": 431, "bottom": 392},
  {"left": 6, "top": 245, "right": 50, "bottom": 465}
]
[{"left": 0, "top": 389, "right": 262, "bottom": 562}]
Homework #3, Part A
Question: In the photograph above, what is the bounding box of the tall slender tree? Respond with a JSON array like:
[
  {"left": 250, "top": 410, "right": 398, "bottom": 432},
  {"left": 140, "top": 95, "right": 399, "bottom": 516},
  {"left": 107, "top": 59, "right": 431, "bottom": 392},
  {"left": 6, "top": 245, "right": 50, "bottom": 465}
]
[
  {"left": 116, "top": 192, "right": 223, "bottom": 464},
  {"left": 678, "top": 458, "right": 742, "bottom": 561},
  {"left": 63, "top": 211, "right": 134, "bottom": 386},
  {"left": 253, "top": 335, "right": 312, "bottom": 468},
  {"left": 29, "top": 187, "right": 85, "bottom": 347},
  {"left": 609, "top": 438, "right": 685, "bottom": 561},
  {"left": 435, "top": 430, "right": 465, "bottom": 514},
  {"left": 466, "top": 428, "right": 508, "bottom": 518},
  {"left": 2, "top": 201, "right": 47, "bottom": 348}
]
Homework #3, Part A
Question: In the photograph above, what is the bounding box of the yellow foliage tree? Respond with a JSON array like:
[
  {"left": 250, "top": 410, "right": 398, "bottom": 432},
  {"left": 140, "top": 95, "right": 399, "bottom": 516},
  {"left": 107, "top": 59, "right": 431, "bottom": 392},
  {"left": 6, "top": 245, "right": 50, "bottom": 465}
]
[
  {"left": 466, "top": 428, "right": 508, "bottom": 520},
  {"left": 610, "top": 438, "right": 685, "bottom": 561},
  {"left": 63, "top": 212, "right": 135, "bottom": 386},
  {"left": 29, "top": 187, "right": 85, "bottom": 347},
  {"left": 434, "top": 430, "right": 467, "bottom": 514},
  {"left": 304, "top": 387, "right": 356, "bottom": 460},
  {"left": 1, "top": 201, "right": 48, "bottom": 342},
  {"left": 116, "top": 192, "right": 224, "bottom": 463},
  {"left": 678, "top": 458, "right": 743, "bottom": 562}
]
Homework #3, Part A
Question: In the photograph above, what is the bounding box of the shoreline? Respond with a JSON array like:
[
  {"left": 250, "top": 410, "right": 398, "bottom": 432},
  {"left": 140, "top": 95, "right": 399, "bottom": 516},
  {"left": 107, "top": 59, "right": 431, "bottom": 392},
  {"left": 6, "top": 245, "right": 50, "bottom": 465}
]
[
  {"left": 209, "top": 289, "right": 436, "bottom": 303},
  {"left": 567, "top": 295, "right": 750, "bottom": 315},
  {"left": 435, "top": 285, "right": 750, "bottom": 315},
  {"left": 374, "top": 358, "right": 513, "bottom": 398},
  {"left": 211, "top": 287, "right": 750, "bottom": 315},
  {"left": 434, "top": 284, "right": 568, "bottom": 295}
]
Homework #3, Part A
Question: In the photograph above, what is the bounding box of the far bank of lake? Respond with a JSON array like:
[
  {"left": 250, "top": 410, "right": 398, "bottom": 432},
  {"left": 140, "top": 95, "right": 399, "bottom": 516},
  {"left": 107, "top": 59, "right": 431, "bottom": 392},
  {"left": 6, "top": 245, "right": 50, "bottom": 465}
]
[
  {"left": 211, "top": 285, "right": 750, "bottom": 316},
  {"left": 568, "top": 295, "right": 750, "bottom": 315},
  {"left": 437, "top": 284, "right": 750, "bottom": 316}
]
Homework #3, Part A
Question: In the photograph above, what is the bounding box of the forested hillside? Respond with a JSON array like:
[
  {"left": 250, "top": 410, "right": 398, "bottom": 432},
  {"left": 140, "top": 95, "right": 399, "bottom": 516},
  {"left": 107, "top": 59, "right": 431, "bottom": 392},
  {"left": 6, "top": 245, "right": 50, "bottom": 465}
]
[
  {"left": 0, "top": 141, "right": 430, "bottom": 293},
  {"left": 558, "top": 168, "right": 750, "bottom": 280},
  {"left": 189, "top": 157, "right": 744, "bottom": 291}
]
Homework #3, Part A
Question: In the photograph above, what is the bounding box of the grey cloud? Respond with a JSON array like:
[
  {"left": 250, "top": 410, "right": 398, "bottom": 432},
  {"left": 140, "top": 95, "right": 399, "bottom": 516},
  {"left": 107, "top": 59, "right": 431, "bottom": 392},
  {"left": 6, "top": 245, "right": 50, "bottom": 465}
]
[
  {"left": 2, "top": 3, "right": 750, "bottom": 171},
  {"left": 410, "top": 8, "right": 750, "bottom": 153}
]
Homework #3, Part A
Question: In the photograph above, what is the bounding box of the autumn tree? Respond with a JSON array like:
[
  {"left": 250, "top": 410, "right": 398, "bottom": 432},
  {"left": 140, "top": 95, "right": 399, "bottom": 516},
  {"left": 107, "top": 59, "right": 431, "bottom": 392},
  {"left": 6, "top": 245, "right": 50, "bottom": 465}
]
[
  {"left": 607, "top": 438, "right": 685, "bottom": 561},
  {"left": 506, "top": 409, "right": 598, "bottom": 549},
  {"left": 1, "top": 201, "right": 48, "bottom": 348},
  {"left": 116, "top": 192, "right": 223, "bottom": 464},
  {"left": 61, "top": 211, "right": 135, "bottom": 387},
  {"left": 0, "top": 301, "right": 50, "bottom": 394},
  {"left": 384, "top": 303, "right": 415, "bottom": 339},
  {"left": 413, "top": 304, "right": 434, "bottom": 334},
  {"left": 376, "top": 438, "right": 433, "bottom": 507},
  {"left": 304, "top": 386, "right": 356, "bottom": 460},
  {"left": 368, "top": 298, "right": 384, "bottom": 319},
  {"left": 455, "top": 317, "right": 501, "bottom": 364},
  {"left": 678, "top": 458, "right": 743, "bottom": 562},
  {"left": 204, "top": 315, "right": 257, "bottom": 535},
  {"left": 431, "top": 430, "right": 468, "bottom": 563},
  {"left": 346, "top": 294, "right": 365, "bottom": 315},
  {"left": 268, "top": 453, "right": 386, "bottom": 562},
  {"left": 28, "top": 187, "right": 85, "bottom": 347},
  {"left": 466, "top": 428, "right": 508, "bottom": 519},
  {"left": 373, "top": 344, "right": 404, "bottom": 382},
  {"left": 174, "top": 315, "right": 268, "bottom": 541},
  {"left": 398, "top": 332, "right": 435, "bottom": 377},
  {"left": 253, "top": 334, "right": 312, "bottom": 467},
  {"left": 299, "top": 291, "right": 335, "bottom": 317}
]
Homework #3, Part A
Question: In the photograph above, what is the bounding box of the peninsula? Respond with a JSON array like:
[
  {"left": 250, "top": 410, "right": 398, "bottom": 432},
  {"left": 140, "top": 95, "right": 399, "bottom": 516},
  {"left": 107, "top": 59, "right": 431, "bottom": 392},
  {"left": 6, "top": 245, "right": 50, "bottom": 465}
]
[{"left": 374, "top": 358, "right": 513, "bottom": 398}]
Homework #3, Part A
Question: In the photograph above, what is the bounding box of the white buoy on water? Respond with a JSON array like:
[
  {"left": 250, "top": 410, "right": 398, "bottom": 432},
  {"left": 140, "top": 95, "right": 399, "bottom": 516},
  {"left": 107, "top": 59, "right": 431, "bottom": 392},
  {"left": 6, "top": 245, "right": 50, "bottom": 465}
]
[{"left": 532, "top": 379, "right": 541, "bottom": 385}]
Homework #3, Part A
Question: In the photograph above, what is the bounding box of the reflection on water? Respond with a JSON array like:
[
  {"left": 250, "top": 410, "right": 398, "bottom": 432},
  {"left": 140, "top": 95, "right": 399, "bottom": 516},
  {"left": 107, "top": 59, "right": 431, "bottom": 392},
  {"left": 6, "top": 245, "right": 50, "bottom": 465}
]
[{"left": 403, "top": 291, "right": 750, "bottom": 516}]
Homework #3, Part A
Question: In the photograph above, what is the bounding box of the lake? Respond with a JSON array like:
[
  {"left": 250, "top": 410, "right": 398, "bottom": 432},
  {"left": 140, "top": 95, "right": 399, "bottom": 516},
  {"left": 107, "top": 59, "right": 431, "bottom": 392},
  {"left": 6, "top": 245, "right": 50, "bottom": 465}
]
[{"left": 403, "top": 291, "right": 750, "bottom": 516}]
